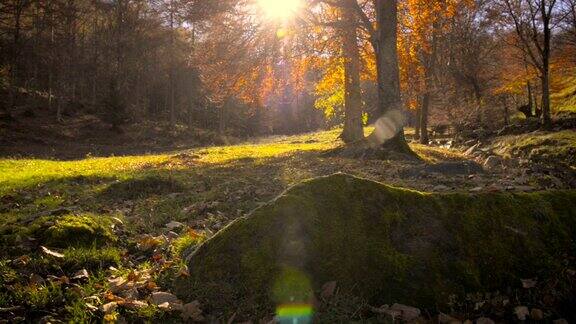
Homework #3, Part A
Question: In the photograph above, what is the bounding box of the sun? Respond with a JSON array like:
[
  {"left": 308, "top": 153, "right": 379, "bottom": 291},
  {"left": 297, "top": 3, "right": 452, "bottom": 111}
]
[{"left": 257, "top": 0, "right": 303, "bottom": 20}]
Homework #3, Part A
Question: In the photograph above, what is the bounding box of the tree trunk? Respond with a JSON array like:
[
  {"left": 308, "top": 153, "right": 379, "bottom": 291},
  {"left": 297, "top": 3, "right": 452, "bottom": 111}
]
[
  {"left": 370, "top": 0, "right": 414, "bottom": 154},
  {"left": 420, "top": 93, "right": 430, "bottom": 144},
  {"left": 169, "top": 0, "right": 176, "bottom": 127},
  {"left": 540, "top": 0, "right": 552, "bottom": 129},
  {"left": 541, "top": 70, "right": 552, "bottom": 128},
  {"left": 340, "top": 1, "right": 364, "bottom": 144},
  {"left": 414, "top": 106, "right": 421, "bottom": 141},
  {"left": 527, "top": 81, "right": 533, "bottom": 115},
  {"left": 503, "top": 97, "right": 510, "bottom": 126}
]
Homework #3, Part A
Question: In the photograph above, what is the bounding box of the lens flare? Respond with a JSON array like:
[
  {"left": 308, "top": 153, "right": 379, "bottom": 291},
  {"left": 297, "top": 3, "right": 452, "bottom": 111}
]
[
  {"left": 257, "top": 0, "right": 302, "bottom": 20},
  {"left": 277, "top": 303, "right": 313, "bottom": 324}
]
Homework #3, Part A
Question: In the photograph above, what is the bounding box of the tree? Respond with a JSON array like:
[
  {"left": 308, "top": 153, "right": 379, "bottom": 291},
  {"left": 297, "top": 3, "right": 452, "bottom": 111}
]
[
  {"left": 340, "top": 0, "right": 365, "bottom": 143},
  {"left": 502, "top": 0, "right": 559, "bottom": 128}
]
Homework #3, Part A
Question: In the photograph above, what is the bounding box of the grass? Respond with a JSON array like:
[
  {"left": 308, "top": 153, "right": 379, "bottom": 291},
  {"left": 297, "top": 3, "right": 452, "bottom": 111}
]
[
  {"left": 493, "top": 130, "right": 576, "bottom": 166},
  {"left": 0, "top": 127, "right": 492, "bottom": 322}
]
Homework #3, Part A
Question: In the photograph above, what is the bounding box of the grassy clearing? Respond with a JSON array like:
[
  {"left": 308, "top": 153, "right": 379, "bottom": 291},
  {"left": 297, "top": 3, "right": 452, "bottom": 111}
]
[{"left": 0, "top": 128, "right": 486, "bottom": 322}]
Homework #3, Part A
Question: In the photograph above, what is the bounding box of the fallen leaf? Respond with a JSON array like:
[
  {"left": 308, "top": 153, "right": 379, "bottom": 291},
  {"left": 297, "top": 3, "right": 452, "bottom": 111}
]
[
  {"left": 13, "top": 255, "right": 31, "bottom": 266},
  {"left": 84, "top": 295, "right": 101, "bottom": 304},
  {"left": 85, "top": 303, "right": 98, "bottom": 312},
  {"left": 121, "top": 299, "right": 148, "bottom": 309},
  {"left": 103, "top": 313, "right": 118, "bottom": 323},
  {"left": 515, "top": 306, "right": 529, "bottom": 321},
  {"left": 181, "top": 300, "right": 204, "bottom": 321},
  {"left": 151, "top": 292, "right": 182, "bottom": 311},
  {"left": 72, "top": 269, "right": 89, "bottom": 280},
  {"left": 101, "top": 302, "right": 118, "bottom": 314},
  {"left": 320, "top": 281, "right": 337, "bottom": 300},
  {"left": 137, "top": 235, "right": 164, "bottom": 251},
  {"left": 108, "top": 276, "right": 131, "bottom": 293},
  {"left": 187, "top": 229, "right": 203, "bottom": 240},
  {"left": 521, "top": 278, "right": 537, "bottom": 289},
  {"left": 40, "top": 246, "right": 64, "bottom": 258},
  {"left": 177, "top": 265, "right": 190, "bottom": 278}
]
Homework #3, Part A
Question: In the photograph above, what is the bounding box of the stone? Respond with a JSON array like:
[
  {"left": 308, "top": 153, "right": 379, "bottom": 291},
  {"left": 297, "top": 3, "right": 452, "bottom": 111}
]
[
  {"left": 433, "top": 185, "right": 450, "bottom": 191},
  {"left": 476, "top": 318, "right": 495, "bottom": 324},
  {"left": 174, "top": 174, "right": 576, "bottom": 316},
  {"left": 389, "top": 304, "right": 421, "bottom": 322},
  {"left": 438, "top": 313, "right": 461, "bottom": 324},
  {"left": 484, "top": 156, "right": 503, "bottom": 170},
  {"left": 530, "top": 308, "right": 544, "bottom": 320},
  {"left": 514, "top": 306, "right": 529, "bottom": 320}
]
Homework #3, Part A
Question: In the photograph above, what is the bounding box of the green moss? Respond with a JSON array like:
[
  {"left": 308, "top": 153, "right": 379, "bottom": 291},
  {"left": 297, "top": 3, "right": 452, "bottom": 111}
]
[
  {"left": 174, "top": 174, "right": 576, "bottom": 318},
  {"left": 172, "top": 233, "right": 205, "bottom": 256},
  {"left": 30, "top": 213, "right": 116, "bottom": 248},
  {"left": 61, "top": 246, "right": 121, "bottom": 270}
]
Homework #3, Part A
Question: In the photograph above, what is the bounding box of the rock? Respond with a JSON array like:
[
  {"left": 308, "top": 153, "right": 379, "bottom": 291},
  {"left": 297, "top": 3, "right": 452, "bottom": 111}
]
[
  {"left": 438, "top": 313, "right": 461, "bottom": 324},
  {"left": 166, "top": 221, "right": 185, "bottom": 231},
  {"left": 181, "top": 301, "right": 204, "bottom": 321},
  {"left": 433, "top": 185, "right": 450, "bottom": 191},
  {"left": 389, "top": 303, "right": 421, "bottom": 322},
  {"left": 483, "top": 156, "right": 503, "bottom": 170},
  {"left": 515, "top": 306, "right": 529, "bottom": 320},
  {"left": 174, "top": 174, "right": 576, "bottom": 315},
  {"left": 151, "top": 292, "right": 182, "bottom": 310},
  {"left": 553, "top": 319, "right": 569, "bottom": 324},
  {"left": 530, "top": 308, "right": 544, "bottom": 320},
  {"left": 476, "top": 317, "right": 495, "bottom": 324}
]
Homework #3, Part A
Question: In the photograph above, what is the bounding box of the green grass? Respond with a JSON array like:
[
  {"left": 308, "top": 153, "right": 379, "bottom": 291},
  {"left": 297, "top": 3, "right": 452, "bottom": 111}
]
[
  {"left": 0, "top": 128, "right": 495, "bottom": 322},
  {"left": 493, "top": 130, "right": 576, "bottom": 166}
]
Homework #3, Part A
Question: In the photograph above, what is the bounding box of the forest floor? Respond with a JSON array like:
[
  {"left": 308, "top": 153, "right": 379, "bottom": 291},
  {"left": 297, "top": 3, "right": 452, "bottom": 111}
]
[{"left": 0, "top": 126, "right": 575, "bottom": 322}]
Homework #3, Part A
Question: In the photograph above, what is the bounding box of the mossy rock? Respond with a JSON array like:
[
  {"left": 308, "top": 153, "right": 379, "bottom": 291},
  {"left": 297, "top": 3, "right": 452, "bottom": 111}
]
[
  {"left": 174, "top": 174, "right": 576, "bottom": 317},
  {"left": 30, "top": 213, "right": 116, "bottom": 248}
]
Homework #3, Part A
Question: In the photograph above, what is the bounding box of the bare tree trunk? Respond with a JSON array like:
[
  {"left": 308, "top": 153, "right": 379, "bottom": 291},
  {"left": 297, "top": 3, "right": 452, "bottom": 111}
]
[
  {"left": 420, "top": 93, "right": 430, "bottom": 144},
  {"left": 527, "top": 81, "right": 533, "bottom": 115},
  {"left": 503, "top": 97, "right": 510, "bottom": 125},
  {"left": 541, "top": 69, "right": 551, "bottom": 126},
  {"left": 370, "top": 0, "right": 414, "bottom": 154},
  {"left": 169, "top": 0, "right": 176, "bottom": 127},
  {"left": 340, "top": 1, "right": 364, "bottom": 143},
  {"left": 414, "top": 106, "right": 421, "bottom": 141},
  {"left": 540, "top": 0, "right": 552, "bottom": 129}
]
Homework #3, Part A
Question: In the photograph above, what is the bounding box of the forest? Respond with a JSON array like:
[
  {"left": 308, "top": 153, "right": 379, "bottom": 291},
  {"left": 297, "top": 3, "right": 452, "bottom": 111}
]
[{"left": 0, "top": 0, "right": 575, "bottom": 323}]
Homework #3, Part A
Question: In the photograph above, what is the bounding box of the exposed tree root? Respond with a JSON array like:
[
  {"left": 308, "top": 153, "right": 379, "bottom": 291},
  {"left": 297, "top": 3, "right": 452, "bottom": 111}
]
[{"left": 325, "top": 132, "right": 421, "bottom": 161}]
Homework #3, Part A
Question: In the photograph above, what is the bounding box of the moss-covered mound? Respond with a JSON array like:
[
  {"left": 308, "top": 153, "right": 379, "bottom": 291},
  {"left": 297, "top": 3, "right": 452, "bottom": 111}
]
[
  {"left": 175, "top": 174, "right": 576, "bottom": 316},
  {"left": 29, "top": 213, "right": 116, "bottom": 248}
]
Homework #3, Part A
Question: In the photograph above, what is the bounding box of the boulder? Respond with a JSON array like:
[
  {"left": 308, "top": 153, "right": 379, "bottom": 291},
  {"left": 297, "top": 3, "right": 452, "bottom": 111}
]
[{"left": 174, "top": 174, "right": 576, "bottom": 317}]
